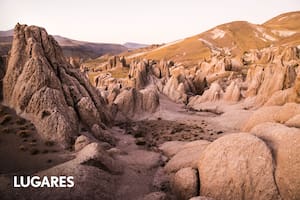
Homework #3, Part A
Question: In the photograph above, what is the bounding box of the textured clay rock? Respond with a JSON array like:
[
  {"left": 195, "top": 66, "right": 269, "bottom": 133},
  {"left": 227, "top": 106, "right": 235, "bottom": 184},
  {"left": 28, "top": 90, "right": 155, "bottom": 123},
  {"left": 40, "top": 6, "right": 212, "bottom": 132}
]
[
  {"left": 172, "top": 167, "right": 199, "bottom": 200},
  {"left": 75, "top": 142, "right": 122, "bottom": 174},
  {"left": 165, "top": 140, "right": 210, "bottom": 173},
  {"left": 251, "top": 123, "right": 300, "bottom": 200},
  {"left": 19, "top": 142, "right": 120, "bottom": 200},
  {"left": 198, "top": 133, "right": 280, "bottom": 200},
  {"left": 242, "top": 106, "right": 280, "bottom": 131},
  {"left": 243, "top": 103, "right": 300, "bottom": 131},
  {"left": 113, "top": 86, "right": 159, "bottom": 118},
  {"left": 188, "top": 82, "right": 223, "bottom": 107},
  {"left": 285, "top": 114, "right": 300, "bottom": 128},
  {"left": 244, "top": 46, "right": 299, "bottom": 106},
  {"left": 0, "top": 56, "right": 5, "bottom": 100},
  {"left": 128, "top": 60, "right": 149, "bottom": 89},
  {"left": 140, "top": 192, "right": 168, "bottom": 200},
  {"left": 3, "top": 24, "right": 111, "bottom": 146},
  {"left": 157, "top": 59, "right": 172, "bottom": 78},
  {"left": 108, "top": 56, "right": 128, "bottom": 69},
  {"left": 223, "top": 80, "right": 241, "bottom": 102},
  {"left": 273, "top": 103, "right": 300, "bottom": 123},
  {"left": 74, "top": 135, "right": 92, "bottom": 151},
  {"left": 68, "top": 56, "right": 81, "bottom": 68},
  {"left": 159, "top": 141, "right": 189, "bottom": 158},
  {"left": 163, "top": 68, "right": 195, "bottom": 104}
]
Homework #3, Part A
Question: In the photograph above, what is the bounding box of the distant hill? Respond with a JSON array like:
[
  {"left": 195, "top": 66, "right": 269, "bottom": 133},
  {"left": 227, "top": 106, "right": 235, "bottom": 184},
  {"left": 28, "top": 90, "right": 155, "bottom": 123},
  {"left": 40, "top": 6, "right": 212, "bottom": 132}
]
[
  {"left": 0, "top": 29, "right": 128, "bottom": 59},
  {"left": 122, "top": 11, "right": 300, "bottom": 66},
  {"left": 52, "top": 35, "right": 128, "bottom": 59},
  {"left": 123, "top": 42, "right": 149, "bottom": 50},
  {"left": 0, "top": 30, "right": 13, "bottom": 37}
]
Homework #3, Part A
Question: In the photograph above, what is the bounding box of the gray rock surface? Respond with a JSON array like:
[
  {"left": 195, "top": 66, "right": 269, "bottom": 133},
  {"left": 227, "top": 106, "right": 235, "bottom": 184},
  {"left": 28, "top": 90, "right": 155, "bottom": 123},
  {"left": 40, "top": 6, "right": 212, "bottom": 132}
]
[
  {"left": 198, "top": 133, "right": 280, "bottom": 200},
  {"left": 251, "top": 123, "right": 300, "bottom": 200},
  {"left": 3, "top": 24, "right": 112, "bottom": 146},
  {"left": 172, "top": 167, "right": 198, "bottom": 200}
]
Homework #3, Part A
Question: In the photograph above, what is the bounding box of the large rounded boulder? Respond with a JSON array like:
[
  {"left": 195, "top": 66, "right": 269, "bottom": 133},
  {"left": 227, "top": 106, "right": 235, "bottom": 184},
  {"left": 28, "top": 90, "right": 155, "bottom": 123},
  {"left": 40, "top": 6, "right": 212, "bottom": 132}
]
[
  {"left": 197, "top": 133, "right": 280, "bottom": 200},
  {"left": 251, "top": 123, "right": 300, "bottom": 200}
]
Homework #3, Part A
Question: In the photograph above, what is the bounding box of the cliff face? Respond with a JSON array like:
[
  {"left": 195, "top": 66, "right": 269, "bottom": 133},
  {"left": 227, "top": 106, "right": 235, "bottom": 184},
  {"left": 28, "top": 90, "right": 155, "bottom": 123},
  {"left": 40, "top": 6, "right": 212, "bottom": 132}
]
[{"left": 3, "top": 24, "right": 112, "bottom": 146}]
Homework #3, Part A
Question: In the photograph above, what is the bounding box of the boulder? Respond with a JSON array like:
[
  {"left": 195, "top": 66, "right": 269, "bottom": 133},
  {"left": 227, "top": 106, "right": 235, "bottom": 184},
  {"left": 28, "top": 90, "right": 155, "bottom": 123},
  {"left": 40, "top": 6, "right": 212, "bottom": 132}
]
[
  {"left": 75, "top": 142, "right": 122, "bottom": 175},
  {"left": 159, "top": 141, "right": 189, "bottom": 158},
  {"left": 172, "top": 167, "right": 198, "bottom": 200},
  {"left": 243, "top": 103, "right": 300, "bottom": 131},
  {"left": 7, "top": 142, "right": 120, "bottom": 200},
  {"left": 273, "top": 103, "right": 300, "bottom": 123},
  {"left": 242, "top": 106, "right": 279, "bottom": 131},
  {"left": 251, "top": 123, "right": 300, "bottom": 200},
  {"left": 198, "top": 133, "right": 280, "bottom": 200},
  {"left": 165, "top": 140, "right": 210, "bottom": 173},
  {"left": 285, "top": 114, "right": 300, "bottom": 128},
  {"left": 3, "top": 24, "right": 112, "bottom": 146},
  {"left": 74, "top": 135, "right": 92, "bottom": 151},
  {"left": 0, "top": 56, "right": 5, "bottom": 100}
]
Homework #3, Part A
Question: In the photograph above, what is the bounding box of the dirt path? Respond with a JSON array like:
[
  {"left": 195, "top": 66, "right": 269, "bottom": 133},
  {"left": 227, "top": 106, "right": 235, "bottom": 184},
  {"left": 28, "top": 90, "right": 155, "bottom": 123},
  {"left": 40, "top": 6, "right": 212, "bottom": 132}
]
[
  {"left": 0, "top": 104, "right": 72, "bottom": 175},
  {"left": 111, "top": 126, "right": 168, "bottom": 200},
  {"left": 111, "top": 95, "right": 237, "bottom": 200}
]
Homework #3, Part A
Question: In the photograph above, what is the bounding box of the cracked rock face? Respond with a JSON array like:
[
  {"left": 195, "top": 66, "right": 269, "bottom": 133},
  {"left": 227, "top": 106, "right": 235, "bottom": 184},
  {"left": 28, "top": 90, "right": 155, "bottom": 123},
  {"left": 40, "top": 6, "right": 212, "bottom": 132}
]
[
  {"left": 0, "top": 56, "right": 5, "bottom": 100},
  {"left": 113, "top": 86, "right": 159, "bottom": 118},
  {"left": 3, "top": 24, "right": 112, "bottom": 146}
]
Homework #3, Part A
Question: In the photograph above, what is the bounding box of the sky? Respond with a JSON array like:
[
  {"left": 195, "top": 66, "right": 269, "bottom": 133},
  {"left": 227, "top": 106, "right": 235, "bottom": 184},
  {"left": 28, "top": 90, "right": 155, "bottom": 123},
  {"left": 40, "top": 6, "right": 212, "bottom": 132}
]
[{"left": 1, "top": 0, "right": 300, "bottom": 44}]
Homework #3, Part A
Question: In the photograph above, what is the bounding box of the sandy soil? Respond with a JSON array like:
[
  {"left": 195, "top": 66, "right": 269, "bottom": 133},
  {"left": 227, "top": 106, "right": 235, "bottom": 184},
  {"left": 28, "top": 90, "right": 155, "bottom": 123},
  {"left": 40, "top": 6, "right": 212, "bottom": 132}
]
[
  {"left": 109, "top": 95, "right": 240, "bottom": 199},
  {"left": 117, "top": 95, "right": 235, "bottom": 150},
  {"left": 0, "top": 94, "right": 241, "bottom": 199},
  {"left": 0, "top": 104, "right": 73, "bottom": 175},
  {"left": 110, "top": 126, "right": 171, "bottom": 199}
]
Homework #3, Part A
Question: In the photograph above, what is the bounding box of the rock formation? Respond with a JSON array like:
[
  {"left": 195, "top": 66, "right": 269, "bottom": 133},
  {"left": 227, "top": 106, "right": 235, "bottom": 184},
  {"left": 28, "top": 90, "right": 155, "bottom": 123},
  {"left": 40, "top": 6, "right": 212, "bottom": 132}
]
[
  {"left": 251, "top": 123, "right": 300, "bottom": 200},
  {"left": 113, "top": 86, "right": 159, "bottom": 118},
  {"left": 244, "top": 46, "right": 300, "bottom": 106},
  {"left": 172, "top": 167, "right": 199, "bottom": 200},
  {"left": 0, "top": 56, "right": 5, "bottom": 100},
  {"left": 3, "top": 24, "right": 112, "bottom": 146},
  {"left": 197, "top": 133, "right": 280, "bottom": 200},
  {"left": 163, "top": 67, "right": 196, "bottom": 104}
]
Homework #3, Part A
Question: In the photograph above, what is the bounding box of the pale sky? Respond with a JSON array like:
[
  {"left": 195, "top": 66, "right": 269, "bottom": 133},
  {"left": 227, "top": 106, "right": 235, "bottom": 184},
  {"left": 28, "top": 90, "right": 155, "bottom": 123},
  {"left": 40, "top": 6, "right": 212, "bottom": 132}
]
[{"left": 1, "top": 0, "right": 300, "bottom": 44}]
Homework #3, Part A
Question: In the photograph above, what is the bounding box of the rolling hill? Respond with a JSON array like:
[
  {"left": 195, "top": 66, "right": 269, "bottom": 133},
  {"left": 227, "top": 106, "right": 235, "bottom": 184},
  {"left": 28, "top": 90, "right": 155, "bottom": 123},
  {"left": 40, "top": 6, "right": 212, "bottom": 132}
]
[
  {"left": 123, "top": 11, "right": 300, "bottom": 66},
  {"left": 0, "top": 30, "right": 128, "bottom": 59},
  {"left": 123, "top": 42, "right": 149, "bottom": 50}
]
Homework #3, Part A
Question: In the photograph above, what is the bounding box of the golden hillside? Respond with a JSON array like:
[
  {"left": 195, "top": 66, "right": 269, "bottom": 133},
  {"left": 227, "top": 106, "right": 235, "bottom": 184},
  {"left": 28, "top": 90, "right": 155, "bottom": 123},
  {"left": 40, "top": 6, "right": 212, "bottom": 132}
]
[
  {"left": 135, "top": 11, "right": 300, "bottom": 66},
  {"left": 84, "top": 11, "right": 300, "bottom": 68}
]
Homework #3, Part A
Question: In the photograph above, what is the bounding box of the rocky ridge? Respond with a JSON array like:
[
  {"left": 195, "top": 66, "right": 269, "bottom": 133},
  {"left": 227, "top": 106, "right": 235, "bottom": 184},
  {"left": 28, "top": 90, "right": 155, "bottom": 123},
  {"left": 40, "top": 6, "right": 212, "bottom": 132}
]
[{"left": 3, "top": 24, "right": 112, "bottom": 146}]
